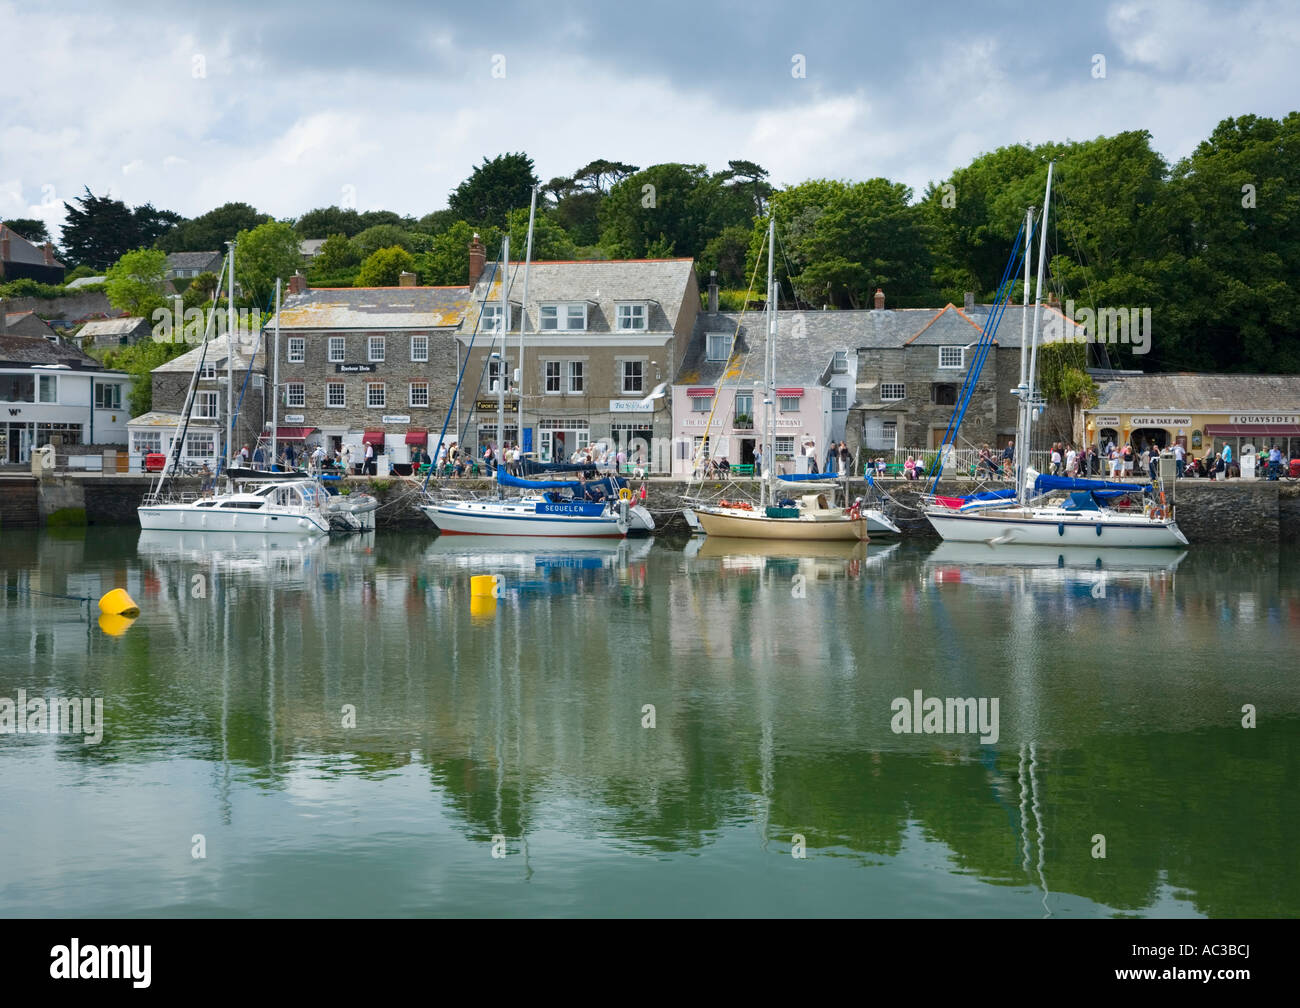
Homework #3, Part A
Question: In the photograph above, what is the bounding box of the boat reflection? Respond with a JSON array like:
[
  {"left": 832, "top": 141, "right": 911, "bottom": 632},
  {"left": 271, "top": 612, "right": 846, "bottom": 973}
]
[{"left": 925, "top": 541, "right": 1186, "bottom": 595}]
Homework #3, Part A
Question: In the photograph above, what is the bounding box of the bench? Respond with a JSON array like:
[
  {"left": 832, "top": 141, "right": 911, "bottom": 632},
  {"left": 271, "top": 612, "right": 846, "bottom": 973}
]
[
  {"left": 731, "top": 464, "right": 755, "bottom": 476},
  {"left": 866, "top": 463, "right": 907, "bottom": 478}
]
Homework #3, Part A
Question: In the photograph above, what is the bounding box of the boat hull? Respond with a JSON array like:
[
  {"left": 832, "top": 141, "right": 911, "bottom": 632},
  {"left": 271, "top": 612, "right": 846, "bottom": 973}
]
[
  {"left": 420, "top": 501, "right": 627, "bottom": 537},
  {"left": 865, "top": 509, "right": 901, "bottom": 535},
  {"left": 924, "top": 507, "right": 1188, "bottom": 548},
  {"left": 137, "top": 505, "right": 329, "bottom": 535},
  {"left": 695, "top": 508, "right": 868, "bottom": 541}
]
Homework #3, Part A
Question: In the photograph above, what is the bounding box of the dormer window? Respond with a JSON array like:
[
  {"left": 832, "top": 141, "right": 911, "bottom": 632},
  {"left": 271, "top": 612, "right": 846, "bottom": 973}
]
[
  {"left": 481, "top": 304, "right": 504, "bottom": 333},
  {"left": 616, "top": 303, "right": 647, "bottom": 331},
  {"left": 540, "top": 303, "right": 586, "bottom": 331}
]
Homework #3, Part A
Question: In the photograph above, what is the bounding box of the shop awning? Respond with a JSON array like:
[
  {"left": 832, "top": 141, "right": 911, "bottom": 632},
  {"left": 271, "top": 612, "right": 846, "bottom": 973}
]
[
  {"left": 1204, "top": 423, "right": 1300, "bottom": 437},
  {"left": 275, "top": 426, "right": 316, "bottom": 440},
  {"left": 362, "top": 429, "right": 386, "bottom": 447},
  {"left": 776, "top": 387, "right": 803, "bottom": 397},
  {"left": 405, "top": 430, "right": 428, "bottom": 446},
  {"left": 686, "top": 387, "right": 715, "bottom": 397}
]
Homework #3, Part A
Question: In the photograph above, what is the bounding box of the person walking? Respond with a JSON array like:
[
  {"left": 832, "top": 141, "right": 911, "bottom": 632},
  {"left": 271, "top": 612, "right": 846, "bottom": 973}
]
[
  {"left": 753, "top": 444, "right": 763, "bottom": 479},
  {"left": 1174, "top": 441, "right": 1186, "bottom": 478},
  {"left": 238, "top": 443, "right": 250, "bottom": 468},
  {"left": 363, "top": 440, "right": 375, "bottom": 476},
  {"left": 838, "top": 441, "right": 850, "bottom": 477}
]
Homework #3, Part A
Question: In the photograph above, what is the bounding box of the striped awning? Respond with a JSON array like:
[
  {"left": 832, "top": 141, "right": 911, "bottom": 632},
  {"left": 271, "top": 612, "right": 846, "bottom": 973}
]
[
  {"left": 776, "top": 387, "right": 803, "bottom": 396},
  {"left": 686, "top": 387, "right": 715, "bottom": 397}
]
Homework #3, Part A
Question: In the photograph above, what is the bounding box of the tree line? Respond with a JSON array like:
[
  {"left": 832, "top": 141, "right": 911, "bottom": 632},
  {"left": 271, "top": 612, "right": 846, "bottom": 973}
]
[{"left": 14, "top": 111, "right": 1299, "bottom": 373}]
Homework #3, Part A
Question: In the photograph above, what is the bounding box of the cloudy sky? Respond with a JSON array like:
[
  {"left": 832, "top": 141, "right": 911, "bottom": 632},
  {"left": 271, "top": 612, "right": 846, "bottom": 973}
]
[{"left": 2, "top": 0, "right": 1297, "bottom": 239}]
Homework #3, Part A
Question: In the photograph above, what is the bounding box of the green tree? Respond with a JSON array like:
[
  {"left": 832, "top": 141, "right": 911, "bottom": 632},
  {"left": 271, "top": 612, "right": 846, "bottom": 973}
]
[
  {"left": 310, "top": 233, "right": 362, "bottom": 273},
  {"left": 699, "top": 224, "right": 754, "bottom": 288},
  {"left": 3, "top": 218, "right": 50, "bottom": 243},
  {"left": 417, "top": 221, "right": 502, "bottom": 286},
  {"left": 157, "top": 202, "right": 267, "bottom": 252},
  {"left": 448, "top": 153, "right": 539, "bottom": 227},
  {"left": 295, "top": 206, "right": 365, "bottom": 237},
  {"left": 182, "top": 271, "right": 220, "bottom": 309},
  {"left": 351, "top": 224, "right": 416, "bottom": 259},
  {"left": 600, "top": 163, "right": 752, "bottom": 261},
  {"left": 61, "top": 188, "right": 143, "bottom": 268},
  {"left": 356, "top": 246, "right": 417, "bottom": 287},
  {"left": 104, "top": 248, "right": 170, "bottom": 318},
  {"left": 234, "top": 219, "right": 301, "bottom": 309},
  {"left": 505, "top": 208, "right": 576, "bottom": 261}
]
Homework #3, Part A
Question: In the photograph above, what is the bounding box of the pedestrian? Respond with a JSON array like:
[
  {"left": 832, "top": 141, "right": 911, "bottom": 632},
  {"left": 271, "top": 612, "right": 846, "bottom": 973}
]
[
  {"left": 1174, "top": 441, "right": 1186, "bottom": 479},
  {"left": 753, "top": 444, "right": 763, "bottom": 478},
  {"left": 364, "top": 440, "right": 375, "bottom": 476},
  {"left": 239, "top": 443, "right": 250, "bottom": 468},
  {"left": 484, "top": 441, "right": 496, "bottom": 473},
  {"left": 1001, "top": 440, "right": 1015, "bottom": 470},
  {"left": 1050, "top": 443, "right": 1062, "bottom": 475},
  {"left": 838, "top": 440, "right": 850, "bottom": 477},
  {"left": 1065, "top": 444, "right": 1077, "bottom": 476},
  {"left": 311, "top": 443, "right": 325, "bottom": 473},
  {"left": 1149, "top": 446, "right": 1159, "bottom": 481},
  {"left": 285, "top": 442, "right": 296, "bottom": 469}
]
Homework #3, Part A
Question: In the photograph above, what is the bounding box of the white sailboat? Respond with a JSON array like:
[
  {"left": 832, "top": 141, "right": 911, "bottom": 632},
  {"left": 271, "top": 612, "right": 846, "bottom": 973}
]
[
  {"left": 922, "top": 164, "right": 1188, "bottom": 549},
  {"left": 692, "top": 219, "right": 869, "bottom": 543}
]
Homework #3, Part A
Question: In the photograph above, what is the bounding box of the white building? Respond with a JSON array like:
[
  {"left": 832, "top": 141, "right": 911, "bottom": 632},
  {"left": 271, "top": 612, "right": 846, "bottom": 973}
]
[{"left": 0, "top": 333, "right": 132, "bottom": 464}]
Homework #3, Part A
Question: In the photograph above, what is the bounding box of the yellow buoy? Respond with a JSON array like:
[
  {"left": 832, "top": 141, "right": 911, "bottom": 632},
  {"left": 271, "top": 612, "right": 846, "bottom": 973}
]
[
  {"left": 98, "top": 611, "right": 137, "bottom": 636},
  {"left": 470, "top": 574, "right": 497, "bottom": 598},
  {"left": 470, "top": 594, "right": 497, "bottom": 620},
  {"left": 99, "top": 588, "right": 140, "bottom": 617}
]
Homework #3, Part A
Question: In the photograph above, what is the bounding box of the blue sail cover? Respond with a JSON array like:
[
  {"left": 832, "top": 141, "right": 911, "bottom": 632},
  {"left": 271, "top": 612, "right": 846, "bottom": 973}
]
[
  {"left": 778, "top": 472, "right": 842, "bottom": 482},
  {"left": 1033, "top": 474, "right": 1151, "bottom": 496},
  {"left": 496, "top": 469, "right": 622, "bottom": 497}
]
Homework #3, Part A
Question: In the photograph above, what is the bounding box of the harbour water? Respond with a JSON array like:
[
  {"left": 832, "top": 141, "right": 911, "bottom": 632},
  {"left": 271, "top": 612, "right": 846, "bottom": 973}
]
[{"left": 1, "top": 529, "right": 1296, "bottom": 917}]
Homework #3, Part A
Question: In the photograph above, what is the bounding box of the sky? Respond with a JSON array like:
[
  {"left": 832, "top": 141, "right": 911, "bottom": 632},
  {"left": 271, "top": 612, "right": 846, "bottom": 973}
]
[{"left": 1, "top": 0, "right": 1297, "bottom": 240}]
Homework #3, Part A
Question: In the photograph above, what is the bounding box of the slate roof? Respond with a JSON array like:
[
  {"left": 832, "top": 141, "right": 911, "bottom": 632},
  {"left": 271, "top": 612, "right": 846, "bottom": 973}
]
[
  {"left": 1093, "top": 374, "right": 1300, "bottom": 413},
  {"left": 0, "top": 223, "right": 63, "bottom": 268},
  {"left": 78, "top": 317, "right": 151, "bottom": 338},
  {"left": 127, "top": 411, "right": 184, "bottom": 428},
  {"left": 153, "top": 332, "right": 265, "bottom": 372},
  {"left": 166, "top": 251, "right": 223, "bottom": 272},
  {"left": 65, "top": 275, "right": 106, "bottom": 289},
  {"left": 465, "top": 258, "right": 697, "bottom": 336},
  {"left": 677, "top": 311, "right": 856, "bottom": 388},
  {"left": 299, "top": 239, "right": 326, "bottom": 257},
  {"left": 274, "top": 286, "right": 472, "bottom": 330},
  {"left": 962, "top": 303, "right": 1088, "bottom": 348},
  {"left": 0, "top": 333, "right": 104, "bottom": 369}
]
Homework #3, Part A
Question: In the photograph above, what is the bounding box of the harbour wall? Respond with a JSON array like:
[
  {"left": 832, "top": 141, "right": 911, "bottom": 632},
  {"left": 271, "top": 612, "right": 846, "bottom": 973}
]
[{"left": 13, "top": 472, "right": 1300, "bottom": 545}]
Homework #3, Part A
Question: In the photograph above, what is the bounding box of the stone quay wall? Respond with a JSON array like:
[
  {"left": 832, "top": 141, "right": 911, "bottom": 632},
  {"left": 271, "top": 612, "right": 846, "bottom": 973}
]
[{"left": 25, "top": 471, "right": 1300, "bottom": 545}]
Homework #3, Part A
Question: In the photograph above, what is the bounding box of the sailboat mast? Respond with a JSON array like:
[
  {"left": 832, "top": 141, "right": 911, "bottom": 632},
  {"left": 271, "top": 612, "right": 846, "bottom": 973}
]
[
  {"left": 498, "top": 236, "right": 509, "bottom": 497},
  {"left": 1020, "top": 161, "right": 1054, "bottom": 504},
  {"left": 226, "top": 239, "right": 235, "bottom": 473},
  {"left": 518, "top": 186, "right": 537, "bottom": 453},
  {"left": 763, "top": 217, "right": 775, "bottom": 509},
  {"left": 271, "top": 277, "right": 280, "bottom": 470},
  {"left": 1015, "top": 207, "right": 1034, "bottom": 501}
]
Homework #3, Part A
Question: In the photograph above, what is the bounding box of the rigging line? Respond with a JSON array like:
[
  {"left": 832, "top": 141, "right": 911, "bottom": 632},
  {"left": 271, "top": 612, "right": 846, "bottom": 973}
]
[
  {"left": 1029, "top": 741, "right": 1051, "bottom": 918},
  {"left": 420, "top": 256, "right": 504, "bottom": 494},
  {"left": 1018, "top": 742, "right": 1032, "bottom": 874},
  {"left": 687, "top": 220, "right": 769, "bottom": 482},
  {"left": 1054, "top": 183, "right": 1117, "bottom": 373}
]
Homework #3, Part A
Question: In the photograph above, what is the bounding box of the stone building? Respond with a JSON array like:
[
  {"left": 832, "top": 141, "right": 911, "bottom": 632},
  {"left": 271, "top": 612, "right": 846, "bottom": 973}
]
[
  {"left": 457, "top": 247, "right": 699, "bottom": 467},
  {"left": 130, "top": 330, "right": 267, "bottom": 471},
  {"left": 269, "top": 273, "right": 472, "bottom": 466},
  {"left": 77, "top": 317, "right": 153, "bottom": 348}
]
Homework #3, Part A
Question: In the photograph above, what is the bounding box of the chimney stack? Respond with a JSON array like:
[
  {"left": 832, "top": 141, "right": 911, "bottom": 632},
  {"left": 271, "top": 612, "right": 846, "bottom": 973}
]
[
  {"left": 288, "top": 272, "right": 308, "bottom": 296},
  {"left": 1, "top": 231, "right": 10, "bottom": 268},
  {"left": 0, "top": 297, "right": 7, "bottom": 337},
  {"left": 873, "top": 288, "right": 885, "bottom": 310},
  {"left": 399, "top": 271, "right": 417, "bottom": 287},
  {"left": 468, "top": 233, "right": 486, "bottom": 286},
  {"left": 964, "top": 291, "right": 975, "bottom": 312},
  {"left": 42, "top": 242, "right": 55, "bottom": 267},
  {"left": 708, "top": 269, "right": 719, "bottom": 313}
]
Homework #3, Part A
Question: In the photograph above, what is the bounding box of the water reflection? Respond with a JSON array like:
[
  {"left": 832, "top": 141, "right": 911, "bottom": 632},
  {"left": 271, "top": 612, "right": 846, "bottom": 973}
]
[{"left": 0, "top": 529, "right": 1295, "bottom": 917}]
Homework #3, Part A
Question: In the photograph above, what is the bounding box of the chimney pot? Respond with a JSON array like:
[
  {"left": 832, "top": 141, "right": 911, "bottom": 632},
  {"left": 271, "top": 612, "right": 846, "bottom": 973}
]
[
  {"left": 707, "top": 270, "right": 719, "bottom": 313},
  {"left": 873, "top": 288, "right": 885, "bottom": 310},
  {"left": 399, "top": 271, "right": 417, "bottom": 287},
  {"left": 43, "top": 241, "right": 55, "bottom": 267},
  {"left": 288, "top": 273, "right": 308, "bottom": 296},
  {"left": 468, "top": 233, "right": 486, "bottom": 286}
]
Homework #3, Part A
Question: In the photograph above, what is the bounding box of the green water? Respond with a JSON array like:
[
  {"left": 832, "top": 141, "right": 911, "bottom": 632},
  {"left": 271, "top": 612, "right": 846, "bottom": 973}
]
[{"left": 0, "top": 529, "right": 1296, "bottom": 917}]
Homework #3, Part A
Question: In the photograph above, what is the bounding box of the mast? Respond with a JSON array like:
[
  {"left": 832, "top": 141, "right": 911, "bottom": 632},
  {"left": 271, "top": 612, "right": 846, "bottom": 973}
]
[
  {"left": 225, "top": 239, "right": 235, "bottom": 473},
  {"left": 762, "top": 217, "right": 775, "bottom": 509},
  {"left": 1014, "top": 207, "right": 1034, "bottom": 501},
  {"left": 1019, "top": 161, "right": 1054, "bottom": 505},
  {"left": 271, "top": 277, "right": 280, "bottom": 470},
  {"left": 518, "top": 185, "right": 537, "bottom": 454},
  {"left": 497, "top": 236, "right": 509, "bottom": 497}
]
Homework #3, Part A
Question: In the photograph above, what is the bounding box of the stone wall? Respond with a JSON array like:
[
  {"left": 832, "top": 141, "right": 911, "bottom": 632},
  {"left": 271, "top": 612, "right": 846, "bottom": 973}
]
[{"left": 1, "top": 291, "right": 113, "bottom": 320}]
